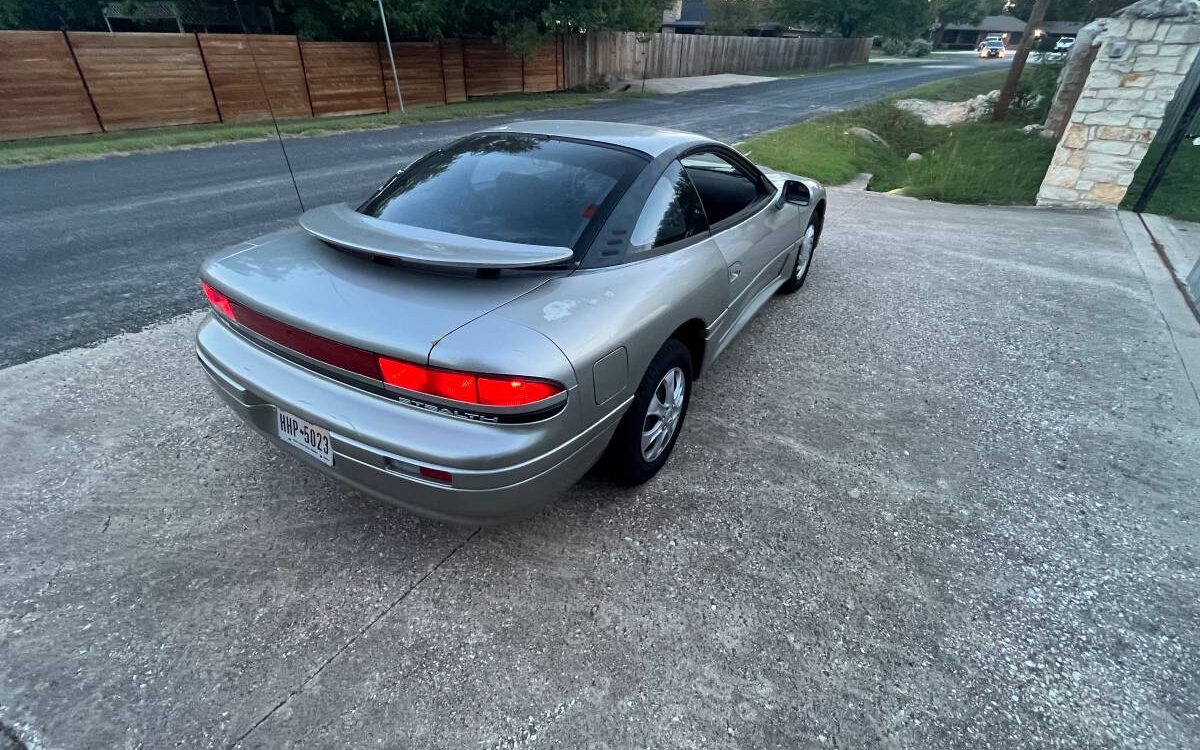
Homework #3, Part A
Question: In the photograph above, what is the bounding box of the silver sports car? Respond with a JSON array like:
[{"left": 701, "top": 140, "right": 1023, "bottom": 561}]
[{"left": 197, "top": 121, "right": 826, "bottom": 523}]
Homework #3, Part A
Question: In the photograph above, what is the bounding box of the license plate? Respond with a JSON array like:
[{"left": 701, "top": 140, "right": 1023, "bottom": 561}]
[{"left": 275, "top": 408, "right": 333, "bottom": 466}]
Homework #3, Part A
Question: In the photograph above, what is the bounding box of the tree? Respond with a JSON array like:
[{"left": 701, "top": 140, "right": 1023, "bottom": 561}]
[
  {"left": 1008, "top": 0, "right": 1129, "bottom": 22},
  {"left": 769, "top": 0, "right": 930, "bottom": 39},
  {"left": 0, "top": 0, "right": 671, "bottom": 54},
  {"left": 994, "top": 0, "right": 1050, "bottom": 121},
  {"left": 706, "top": 0, "right": 763, "bottom": 36},
  {"left": 930, "top": 0, "right": 993, "bottom": 27},
  {"left": 0, "top": 0, "right": 107, "bottom": 30},
  {"left": 281, "top": 0, "right": 669, "bottom": 54}
]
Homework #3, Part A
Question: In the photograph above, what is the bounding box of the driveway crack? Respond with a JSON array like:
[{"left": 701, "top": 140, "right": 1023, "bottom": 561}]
[{"left": 226, "top": 527, "right": 481, "bottom": 748}]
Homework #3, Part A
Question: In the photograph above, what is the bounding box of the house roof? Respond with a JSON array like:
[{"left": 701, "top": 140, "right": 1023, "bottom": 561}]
[
  {"left": 943, "top": 15, "right": 1028, "bottom": 32},
  {"left": 943, "top": 14, "right": 1085, "bottom": 35}
]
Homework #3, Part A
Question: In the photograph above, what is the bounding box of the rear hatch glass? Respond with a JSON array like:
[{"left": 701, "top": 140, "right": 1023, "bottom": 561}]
[{"left": 358, "top": 134, "right": 645, "bottom": 254}]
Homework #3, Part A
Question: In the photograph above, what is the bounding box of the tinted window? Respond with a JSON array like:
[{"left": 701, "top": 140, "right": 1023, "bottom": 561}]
[
  {"left": 630, "top": 162, "right": 709, "bottom": 251},
  {"left": 681, "top": 151, "right": 764, "bottom": 225},
  {"left": 359, "top": 134, "right": 645, "bottom": 249}
]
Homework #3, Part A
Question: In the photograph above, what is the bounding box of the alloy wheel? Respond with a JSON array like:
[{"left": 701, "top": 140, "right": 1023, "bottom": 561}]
[
  {"left": 793, "top": 223, "right": 816, "bottom": 280},
  {"left": 641, "top": 366, "right": 686, "bottom": 462}
]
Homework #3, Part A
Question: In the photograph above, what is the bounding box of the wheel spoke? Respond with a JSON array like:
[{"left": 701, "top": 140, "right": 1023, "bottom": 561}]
[
  {"left": 641, "top": 423, "right": 663, "bottom": 454},
  {"left": 646, "top": 394, "right": 668, "bottom": 419}
]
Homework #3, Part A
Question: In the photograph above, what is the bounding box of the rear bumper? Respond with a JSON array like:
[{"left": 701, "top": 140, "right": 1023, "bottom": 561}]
[{"left": 196, "top": 315, "right": 628, "bottom": 524}]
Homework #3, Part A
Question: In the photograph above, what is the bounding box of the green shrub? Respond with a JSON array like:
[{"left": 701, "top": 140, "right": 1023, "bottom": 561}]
[
  {"left": 830, "top": 102, "right": 943, "bottom": 155},
  {"left": 1008, "top": 61, "right": 1064, "bottom": 124},
  {"left": 906, "top": 39, "right": 933, "bottom": 58},
  {"left": 881, "top": 38, "right": 907, "bottom": 57}
]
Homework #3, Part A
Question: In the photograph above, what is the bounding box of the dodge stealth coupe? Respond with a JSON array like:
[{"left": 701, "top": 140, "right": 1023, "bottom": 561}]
[{"left": 197, "top": 121, "right": 826, "bottom": 523}]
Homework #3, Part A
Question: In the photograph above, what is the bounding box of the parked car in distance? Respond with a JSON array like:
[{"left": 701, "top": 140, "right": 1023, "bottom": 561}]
[
  {"left": 197, "top": 121, "right": 827, "bottom": 524},
  {"left": 1055, "top": 36, "right": 1076, "bottom": 52},
  {"left": 979, "top": 39, "right": 1007, "bottom": 58}
]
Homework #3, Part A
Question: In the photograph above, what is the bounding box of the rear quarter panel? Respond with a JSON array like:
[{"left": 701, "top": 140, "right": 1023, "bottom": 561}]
[{"left": 485, "top": 236, "right": 730, "bottom": 426}]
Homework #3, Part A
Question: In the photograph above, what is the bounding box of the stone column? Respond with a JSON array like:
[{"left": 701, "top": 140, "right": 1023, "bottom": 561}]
[
  {"left": 1042, "top": 20, "right": 1106, "bottom": 140},
  {"left": 1037, "top": 0, "right": 1200, "bottom": 209}
]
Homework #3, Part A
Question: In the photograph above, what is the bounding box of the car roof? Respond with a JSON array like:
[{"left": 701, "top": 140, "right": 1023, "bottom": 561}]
[{"left": 483, "top": 120, "right": 712, "bottom": 157}]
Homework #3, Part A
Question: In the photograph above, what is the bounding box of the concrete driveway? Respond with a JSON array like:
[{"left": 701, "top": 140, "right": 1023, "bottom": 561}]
[{"left": 2, "top": 190, "right": 1198, "bottom": 749}]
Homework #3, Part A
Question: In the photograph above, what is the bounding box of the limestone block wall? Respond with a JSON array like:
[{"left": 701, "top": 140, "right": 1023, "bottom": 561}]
[{"left": 1037, "top": 7, "right": 1199, "bottom": 209}]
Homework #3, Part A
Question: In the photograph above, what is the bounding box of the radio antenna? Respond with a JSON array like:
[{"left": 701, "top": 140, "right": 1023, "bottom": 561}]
[{"left": 233, "top": 0, "right": 306, "bottom": 213}]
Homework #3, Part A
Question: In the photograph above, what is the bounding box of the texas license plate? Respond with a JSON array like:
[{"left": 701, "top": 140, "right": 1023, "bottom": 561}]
[{"left": 275, "top": 408, "right": 333, "bottom": 466}]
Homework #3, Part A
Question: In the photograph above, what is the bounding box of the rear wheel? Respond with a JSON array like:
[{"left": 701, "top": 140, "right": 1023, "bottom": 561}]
[
  {"left": 602, "top": 339, "right": 692, "bottom": 486},
  {"left": 778, "top": 213, "right": 821, "bottom": 295}
]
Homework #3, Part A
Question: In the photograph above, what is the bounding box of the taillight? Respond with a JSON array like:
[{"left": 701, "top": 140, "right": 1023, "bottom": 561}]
[
  {"left": 201, "top": 279, "right": 563, "bottom": 411},
  {"left": 378, "top": 356, "right": 563, "bottom": 407},
  {"left": 201, "top": 280, "right": 235, "bottom": 320},
  {"left": 477, "top": 376, "right": 562, "bottom": 406}
]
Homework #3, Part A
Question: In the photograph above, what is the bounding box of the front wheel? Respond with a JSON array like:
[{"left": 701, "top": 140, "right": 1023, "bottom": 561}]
[
  {"left": 778, "top": 214, "right": 821, "bottom": 295},
  {"left": 602, "top": 339, "right": 692, "bottom": 486}
]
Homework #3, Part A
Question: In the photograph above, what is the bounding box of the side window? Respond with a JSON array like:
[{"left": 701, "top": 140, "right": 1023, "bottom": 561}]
[
  {"left": 629, "top": 161, "right": 709, "bottom": 251},
  {"left": 680, "top": 151, "right": 765, "bottom": 226}
]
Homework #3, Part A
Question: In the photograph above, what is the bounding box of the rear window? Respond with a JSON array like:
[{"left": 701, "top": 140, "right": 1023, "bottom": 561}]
[{"left": 358, "top": 134, "right": 645, "bottom": 250}]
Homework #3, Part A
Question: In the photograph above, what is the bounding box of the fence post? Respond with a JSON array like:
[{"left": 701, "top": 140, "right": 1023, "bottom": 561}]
[{"left": 438, "top": 40, "right": 449, "bottom": 104}]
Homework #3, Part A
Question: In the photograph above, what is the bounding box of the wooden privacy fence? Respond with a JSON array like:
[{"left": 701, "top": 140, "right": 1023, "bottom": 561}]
[
  {"left": 562, "top": 31, "right": 873, "bottom": 86},
  {"left": 0, "top": 31, "right": 565, "bottom": 140},
  {"left": 1, "top": 30, "right": 864, "bottom": 141}
]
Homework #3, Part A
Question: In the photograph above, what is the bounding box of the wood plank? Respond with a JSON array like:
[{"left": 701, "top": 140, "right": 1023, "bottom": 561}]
[
  {"left": 378, "top": 42, "right": 446, "bottom": 110},
  {"left": 463, "top": 40, "right": 522, "bottom": 97},
  {"left": 300, "top": 41, "right": 386, "bottom": 117},
  {"left": 198, "top": 34, "right": 311, "bottom": 121},
  {"left": 67, "top": 31, "right": 219, "bottom": 131},
  {"left": 0, "top": 31, "right": 101, "bottom": 140},
  {"left": 522, "top": 42, "right": 559, "bottom": 93},
  {"left": 560, "top": 31, "right": 876, "bottom": 82},
  {"left": 439, "top": 39, "right": 467, "bottom": 103}
]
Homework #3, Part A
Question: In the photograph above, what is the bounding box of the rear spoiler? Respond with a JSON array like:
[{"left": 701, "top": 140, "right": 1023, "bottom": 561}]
[{"left": 299, "top": 203, "right": 574, "bottom": 270}]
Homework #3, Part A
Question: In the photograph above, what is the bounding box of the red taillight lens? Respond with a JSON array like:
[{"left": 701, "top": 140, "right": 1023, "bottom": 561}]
[
  {"left": 378, "top": 358, "right": 476, "bottom": 402},
  {"left": 418, "top": 466, "right": 453, "bottom": 483},
  {"left": 201, "top": 280, "right": 562, "bottom": 411},
  {"left": 201, "top": 280, "right": 235, "bottom": 320},
  {"left": 378, "top": 356, "right": 562, "bottom": 407},
  {"left": 477, "top": 376, "right": 562, "bottom": 406}
]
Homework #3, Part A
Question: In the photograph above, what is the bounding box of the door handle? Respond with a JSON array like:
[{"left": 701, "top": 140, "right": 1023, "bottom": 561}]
[{"left": 728, "top": 262, "right": 742, "bottom": 282}]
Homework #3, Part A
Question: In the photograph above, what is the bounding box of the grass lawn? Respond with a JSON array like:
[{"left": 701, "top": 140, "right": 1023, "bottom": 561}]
[
  {"left": 742, "top": 70, "right": 1055, "bottom": 206},
  {"left": 0, "top": 92, "right": 622, "bottom": 167},
  {"left": 1123, "top": 140, "right": 1200, "bottom": 223}
]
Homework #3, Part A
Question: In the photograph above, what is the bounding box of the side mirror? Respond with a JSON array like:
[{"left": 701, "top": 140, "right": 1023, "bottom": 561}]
[{"left": 776, "top": 179, "right": 811, "bottom": 208}]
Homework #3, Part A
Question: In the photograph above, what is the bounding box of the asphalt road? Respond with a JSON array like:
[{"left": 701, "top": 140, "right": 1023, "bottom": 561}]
[
  {"left": 3, "top": 190, "right": 1197, "bottom": 749},
  {"left": 0, "top": 59, "right": 1000, "bottom": 368}
]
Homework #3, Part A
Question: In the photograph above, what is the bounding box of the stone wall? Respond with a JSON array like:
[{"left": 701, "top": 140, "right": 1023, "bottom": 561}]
[{"left": 1037, "top": 1, "right": 1200, "bottom": 209}]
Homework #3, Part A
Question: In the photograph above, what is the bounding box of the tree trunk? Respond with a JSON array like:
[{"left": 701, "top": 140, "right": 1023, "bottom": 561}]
[{"left": 993, "top": 0, "right": 1052, "bottom": 122}]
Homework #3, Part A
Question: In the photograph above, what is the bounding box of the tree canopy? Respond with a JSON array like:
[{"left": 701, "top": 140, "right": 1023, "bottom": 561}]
[
  {"left": 0, "top": 0, "right": 673, "bottom": 54},
  {"left": 1008, "top": 0, "right": 1130, "bottom": 22},
  {"left": 770, "top": 0, "right": 935, "bottom": 38}
]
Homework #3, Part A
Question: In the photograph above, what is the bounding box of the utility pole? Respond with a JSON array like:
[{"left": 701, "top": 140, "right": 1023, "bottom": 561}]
[
  {"left": 377, "top": 0, "right": 405, "bottom": 115},
  {"left": 993, "top": 0, "right": 1052, "bottom": 122}
]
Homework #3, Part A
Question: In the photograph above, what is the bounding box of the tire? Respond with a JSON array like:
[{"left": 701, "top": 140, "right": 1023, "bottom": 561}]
[
  {"left": 602, "top": 339, "right": 693, "bottom": 486},
  {"left": 777, "top": 212, "right": 822, "bottom": 295}
]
